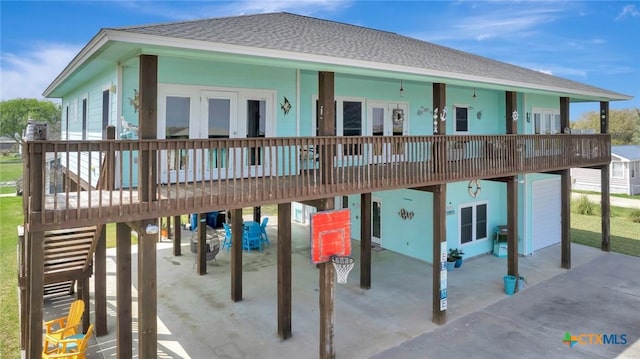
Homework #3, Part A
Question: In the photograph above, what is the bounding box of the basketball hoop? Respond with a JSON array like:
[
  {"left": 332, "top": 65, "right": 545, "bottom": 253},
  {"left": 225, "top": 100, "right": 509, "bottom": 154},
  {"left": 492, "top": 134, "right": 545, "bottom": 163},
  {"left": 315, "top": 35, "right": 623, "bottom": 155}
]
[{"left": 331, "top": 255, "right": 355, "bottom": 284}]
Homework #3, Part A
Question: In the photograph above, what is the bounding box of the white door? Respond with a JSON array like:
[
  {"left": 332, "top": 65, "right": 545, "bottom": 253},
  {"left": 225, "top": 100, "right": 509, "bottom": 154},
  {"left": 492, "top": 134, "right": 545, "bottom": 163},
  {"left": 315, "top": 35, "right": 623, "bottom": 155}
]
[
  {"left": 532, "top": 178, "right": 561, "bottom": 251},
  {"left": 367, "top": 102, "right": 408, "bottom": 164},
  {"left": 200, "top": 90, "right": 238, "bottom": 180},
  {"left": 238, "top": 91, "right": 275, "bottom": 178},
  {"left": 159, "top": 90, "right": 198, "bottom": 183},
  {"left": 372, "top": 198, "right": 382, "bottom": 245}
]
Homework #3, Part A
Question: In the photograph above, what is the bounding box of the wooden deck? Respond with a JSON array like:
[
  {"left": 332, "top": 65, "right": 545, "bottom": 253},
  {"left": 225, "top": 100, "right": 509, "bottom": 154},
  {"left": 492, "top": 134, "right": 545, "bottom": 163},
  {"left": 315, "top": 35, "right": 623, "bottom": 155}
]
[{"left": 25, "top": 134, "right": 610, "bottom": 231}]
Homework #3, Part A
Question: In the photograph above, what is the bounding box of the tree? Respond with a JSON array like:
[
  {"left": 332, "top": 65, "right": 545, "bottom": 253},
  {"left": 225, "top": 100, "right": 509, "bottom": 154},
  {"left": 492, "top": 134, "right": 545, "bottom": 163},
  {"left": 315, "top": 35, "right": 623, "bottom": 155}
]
[
  {"left": 572, "top": 108, "right": 640, "bottom": 145},
  {"left": 0, "top": 98, "right": 61, "bottom": 140}
]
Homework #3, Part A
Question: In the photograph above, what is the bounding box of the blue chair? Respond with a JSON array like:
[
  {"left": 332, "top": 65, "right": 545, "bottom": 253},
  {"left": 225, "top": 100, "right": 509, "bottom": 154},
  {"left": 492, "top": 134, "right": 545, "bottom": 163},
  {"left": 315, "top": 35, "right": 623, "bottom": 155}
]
[
  {"left": 222, "top": 222, "right": 232, "bottom": 252},
  {"left": 260, "top": 217, "right": 270, "bottom": 247},
  {"left": 242, "top": 222, "right": 262, "bottom": 253}
]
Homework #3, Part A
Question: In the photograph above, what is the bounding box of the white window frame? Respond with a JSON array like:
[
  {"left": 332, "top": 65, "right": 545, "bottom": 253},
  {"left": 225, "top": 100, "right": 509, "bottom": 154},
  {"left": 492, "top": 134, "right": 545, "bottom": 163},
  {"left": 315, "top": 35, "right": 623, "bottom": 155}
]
[
  {"left": 532, "top": 107, "right": 560, "bottom": 134},
  {"left": 611, "top": 161, "right": 625, "bottom": 179},
  {"left": 453, "top": 104, "right": 470, "bottom": 134},
  {"left": 458, "top": 201, "right": 488, "bottom": 246}
]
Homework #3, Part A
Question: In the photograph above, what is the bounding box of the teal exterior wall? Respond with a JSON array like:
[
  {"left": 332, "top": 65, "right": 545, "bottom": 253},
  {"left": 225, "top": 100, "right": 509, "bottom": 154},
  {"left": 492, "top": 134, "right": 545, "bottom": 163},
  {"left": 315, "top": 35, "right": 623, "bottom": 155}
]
[{"left": 57, "top": 51, "right": 566, "bottom": 262}]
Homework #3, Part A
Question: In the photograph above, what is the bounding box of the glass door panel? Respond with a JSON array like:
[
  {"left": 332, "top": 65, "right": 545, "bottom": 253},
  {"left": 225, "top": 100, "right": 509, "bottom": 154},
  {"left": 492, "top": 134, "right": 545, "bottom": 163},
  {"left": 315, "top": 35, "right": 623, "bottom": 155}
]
[
  {"left": 164, "top": 96, "right": 191, "bottom": 182},
  {"left": 372, "top": 199, "right": 381, "bottom": 245},
  {"left": 201, "top": 91, "right": 237, "bottom": 180}
]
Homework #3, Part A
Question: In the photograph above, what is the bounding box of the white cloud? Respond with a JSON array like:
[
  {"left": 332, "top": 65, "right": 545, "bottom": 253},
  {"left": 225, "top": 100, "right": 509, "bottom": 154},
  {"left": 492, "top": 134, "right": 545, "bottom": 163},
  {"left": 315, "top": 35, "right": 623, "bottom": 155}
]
[
  {"left": 0, "top": 43, "right": 79, "bottom": 101},
  {"left": 417, "top": 3, "right": 566, "bottom": 43},
  {"left": 616, "top": 4, "right": 640, "bottom": 20}
]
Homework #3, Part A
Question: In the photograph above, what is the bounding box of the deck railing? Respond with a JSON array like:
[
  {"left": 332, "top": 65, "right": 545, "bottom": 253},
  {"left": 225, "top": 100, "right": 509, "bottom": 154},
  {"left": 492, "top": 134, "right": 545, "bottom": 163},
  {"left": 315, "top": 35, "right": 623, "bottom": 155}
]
[{"left": 24, "top": 134, "right": 610, "bottom": 230}]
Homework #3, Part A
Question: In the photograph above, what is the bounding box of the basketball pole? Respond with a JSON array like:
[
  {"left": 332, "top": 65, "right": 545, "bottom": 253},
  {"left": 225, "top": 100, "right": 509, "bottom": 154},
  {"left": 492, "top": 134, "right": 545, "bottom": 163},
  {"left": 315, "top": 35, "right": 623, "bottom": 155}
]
[{"left": 319, "top": 260, "right": 335, "bottom": 359}]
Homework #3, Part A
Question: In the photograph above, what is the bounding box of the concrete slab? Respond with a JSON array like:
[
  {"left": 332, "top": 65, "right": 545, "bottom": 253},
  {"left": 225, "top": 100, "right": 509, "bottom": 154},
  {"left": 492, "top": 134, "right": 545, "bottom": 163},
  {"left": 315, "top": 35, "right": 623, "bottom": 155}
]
[{"left": 39, "top": 217, "right": 639, "bottom": 358}]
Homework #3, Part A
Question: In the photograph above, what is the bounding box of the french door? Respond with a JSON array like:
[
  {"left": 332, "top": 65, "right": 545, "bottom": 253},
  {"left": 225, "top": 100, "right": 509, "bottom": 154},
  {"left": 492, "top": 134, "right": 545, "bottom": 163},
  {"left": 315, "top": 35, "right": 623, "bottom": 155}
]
[
  {"left": 159, "top": 85, "right": 274, "bottom": 182},
  {"left": 367, "top": 102, "right": 408, "bottom": 164}
]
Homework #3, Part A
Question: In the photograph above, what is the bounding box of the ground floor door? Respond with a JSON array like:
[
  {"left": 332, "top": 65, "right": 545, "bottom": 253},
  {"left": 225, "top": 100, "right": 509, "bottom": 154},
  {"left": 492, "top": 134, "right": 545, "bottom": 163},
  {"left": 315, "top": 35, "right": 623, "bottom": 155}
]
[
  {"left": 372, "top": 198, "right": 382, "bottom": 245},
  {"left": 532, "top": 177, "right": 561, "bottom": 251}
]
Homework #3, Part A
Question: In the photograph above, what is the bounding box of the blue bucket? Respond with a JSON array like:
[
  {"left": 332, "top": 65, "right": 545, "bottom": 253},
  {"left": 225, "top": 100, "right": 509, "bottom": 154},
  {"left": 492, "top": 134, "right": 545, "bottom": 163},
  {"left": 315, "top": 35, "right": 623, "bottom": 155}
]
[{"left": 503, "top": 275, "right": 517, "bottom": 295}]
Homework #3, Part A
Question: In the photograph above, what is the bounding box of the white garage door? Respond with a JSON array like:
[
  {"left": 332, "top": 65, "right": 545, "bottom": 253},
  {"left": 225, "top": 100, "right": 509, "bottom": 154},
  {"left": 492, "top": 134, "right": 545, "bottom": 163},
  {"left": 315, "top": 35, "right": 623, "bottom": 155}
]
[{"left": 532, "top": 178, "right": 561, "bottom": 251}]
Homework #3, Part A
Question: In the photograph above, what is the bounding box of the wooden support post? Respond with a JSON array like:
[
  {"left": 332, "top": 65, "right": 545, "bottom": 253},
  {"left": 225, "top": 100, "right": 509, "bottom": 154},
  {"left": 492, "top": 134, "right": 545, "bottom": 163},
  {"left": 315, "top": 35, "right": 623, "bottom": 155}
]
[
  {"left": 253, "top": 206, "right": 261, "bottom": 223},
  {"left": 138, "top": 228, "right": 157, "bottom": 358},
  {"left": 139, "top": 54, "right": 158, "bottom": 203},
  {"left": 318, "top": 71, "right": 335, "bottom": 186},
  {"left": 319, "top": 260, "right": 336, "bottom": 359},
  {"left": 26, "top": 142, "right": 44, "bottom": 359},
  {"left": 432, "top": 184, "right": 446, "bottom": 325},
  {"left": 601, "top": 165, "right": 611, "bottom": 251},
  {"left": 231, "top": 208, "right": 243, "bottom": 302},
  {"left": 95, "top": 226, "right": 107, "bottom": 336},
  {"left": 506, "top": 91, "right": 518, "bottom": 134},
  {"left": 560, "top": 97, "right": 571, "bottom": 268},
  {"left": 26, "top": 231, "right": 44, "bottom": 359},
  {"left": 360, "top": 193, "right": 372, "bottom": 289},
  {"left": 116, "top": 223, "right": 132, "bottom": 359},
  {"left": 277, "top": 203, "right": 292, "bottom": 339},
  {"left": 197, "top": 213, "right": 207, "bottom": 275},
  {"left": 433, "top": 83, "right": 447, "bottom": 136},
  {"left": 507, "top": 177, "right": 519, "bottom": 283},
  {"left": 173, "top": 215, "right": 182, "bottom": 256},
  {"left": 318, "top": 71, "right": 337, "bottom": 359},
  {"left": 78, "top": 276, "right": 90, "bottom": 333},
  {"left": 432, "top": 83, "right": 447, "bottom": 175},
  {"left": 600, "top": 101, "right": 611, "bottom": 252},
  {"left": 561, "top": 169, "right": 572, "bottom": 268}
]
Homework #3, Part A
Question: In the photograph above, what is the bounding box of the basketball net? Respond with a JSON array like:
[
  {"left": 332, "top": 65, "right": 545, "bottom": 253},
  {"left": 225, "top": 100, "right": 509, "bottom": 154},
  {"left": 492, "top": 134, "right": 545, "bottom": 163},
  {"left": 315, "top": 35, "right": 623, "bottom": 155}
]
[{"left": 331, "top": 256, "right": 355, "bottom": 284}]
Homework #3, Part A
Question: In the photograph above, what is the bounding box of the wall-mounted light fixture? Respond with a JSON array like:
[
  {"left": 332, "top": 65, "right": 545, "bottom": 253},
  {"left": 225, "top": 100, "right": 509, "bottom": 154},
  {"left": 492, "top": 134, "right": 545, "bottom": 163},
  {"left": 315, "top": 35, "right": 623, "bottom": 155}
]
[
  {"left": 399, "top": 80, "right": 404, "bottom": 97},
  {"left": 472, "top": 88, "right": 477, "bottom": 102},
  {"left": 526, "top": 112, "right": 531, "bottom": 123},
  {"left": 109, "top": 84, "right": 117, "bottom": 94}
]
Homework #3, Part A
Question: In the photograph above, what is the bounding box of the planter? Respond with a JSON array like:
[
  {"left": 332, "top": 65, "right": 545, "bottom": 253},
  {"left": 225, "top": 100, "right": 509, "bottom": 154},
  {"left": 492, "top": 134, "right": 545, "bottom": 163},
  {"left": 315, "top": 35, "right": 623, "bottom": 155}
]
[
  {"left": 454, "top": 258, "right": 463, "bottom": 268},
  {"left": 517, "top": 276, "right": 526, "bottom": 291},
  {"left": 503, "top": 275, "right": 517, "bottom": 295},
  {"left": 446, "top": 261, "right": 456, "bottom": 271}
]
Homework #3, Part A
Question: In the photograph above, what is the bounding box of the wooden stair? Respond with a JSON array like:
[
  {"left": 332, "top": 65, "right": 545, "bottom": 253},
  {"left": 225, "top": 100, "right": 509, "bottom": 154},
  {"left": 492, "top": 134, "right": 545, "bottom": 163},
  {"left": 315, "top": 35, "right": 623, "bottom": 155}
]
[{"left": 18, "top": 225, "right": 100, "bottom": 297}]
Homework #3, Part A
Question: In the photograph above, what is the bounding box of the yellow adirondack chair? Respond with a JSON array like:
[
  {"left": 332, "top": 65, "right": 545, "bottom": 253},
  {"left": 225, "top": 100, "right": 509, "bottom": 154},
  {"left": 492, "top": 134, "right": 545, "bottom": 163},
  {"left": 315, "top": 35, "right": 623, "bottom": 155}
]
[
  {"left": 42, "top": 299, "right": 85, "bottom": 353},
  {"left": 42, "top": 324, "right": 94, "bottom": 359}
]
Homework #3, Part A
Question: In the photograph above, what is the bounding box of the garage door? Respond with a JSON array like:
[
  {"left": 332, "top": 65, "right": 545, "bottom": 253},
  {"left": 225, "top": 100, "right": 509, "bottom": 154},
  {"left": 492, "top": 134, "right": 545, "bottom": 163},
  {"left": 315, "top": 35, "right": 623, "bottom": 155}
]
[{"left": 532, "top": 178, "right": 561, "bottom": 251}]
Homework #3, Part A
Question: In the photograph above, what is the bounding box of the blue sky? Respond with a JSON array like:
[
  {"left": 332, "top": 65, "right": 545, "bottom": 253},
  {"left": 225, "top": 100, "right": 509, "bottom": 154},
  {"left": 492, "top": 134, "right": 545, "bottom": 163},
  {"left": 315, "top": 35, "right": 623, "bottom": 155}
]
[{"left": 1, "top": 0, "right": 638, "bottom": 120}]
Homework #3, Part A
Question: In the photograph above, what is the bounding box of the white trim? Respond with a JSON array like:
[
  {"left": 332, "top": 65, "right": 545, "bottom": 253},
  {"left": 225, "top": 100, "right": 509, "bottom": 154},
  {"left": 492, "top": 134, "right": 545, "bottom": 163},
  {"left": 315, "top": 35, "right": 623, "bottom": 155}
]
[
  {"left": 458, "top": 200, "right": 489, "bottom": 247},
  {"left": 44, "top": 29, "right": 632, "bottom": 101}
]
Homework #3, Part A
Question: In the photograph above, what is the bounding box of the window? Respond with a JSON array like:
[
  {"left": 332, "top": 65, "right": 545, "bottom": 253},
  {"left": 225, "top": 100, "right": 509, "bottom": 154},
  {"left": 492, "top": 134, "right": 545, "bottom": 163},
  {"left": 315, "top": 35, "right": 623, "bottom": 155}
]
[
  {"left": 102, "top": 90, "right": 109, "bottom": 139},
  {"left": 611, "top": 162, "right": 624, "bottom": 179},
  {"left": 454, "top": 106, "right": 469, "bottom": 133},
  {"left": 533, "top": 108, "right": 560, "bottom": 134},
  {"left": 165, "top": 96, "right": 190, "bottom": 171},
  {"left": 81, "top": 98, "right": 88, "bottom": 140},
  {"left": 65, "top": 106, "right": 69, "bottom": 140},
  {"left": 631, "top": 162, "right": 637, "bottom": 178},
  {"left": 459, "top": 202, "right": 488, "bottom": 245}
]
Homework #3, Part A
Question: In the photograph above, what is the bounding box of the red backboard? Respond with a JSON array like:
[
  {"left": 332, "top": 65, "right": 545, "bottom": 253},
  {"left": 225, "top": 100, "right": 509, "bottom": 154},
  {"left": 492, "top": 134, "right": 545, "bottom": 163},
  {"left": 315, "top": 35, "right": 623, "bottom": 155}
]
[{"left": 310, "top": 209, "right": 351, "bottom": 264}]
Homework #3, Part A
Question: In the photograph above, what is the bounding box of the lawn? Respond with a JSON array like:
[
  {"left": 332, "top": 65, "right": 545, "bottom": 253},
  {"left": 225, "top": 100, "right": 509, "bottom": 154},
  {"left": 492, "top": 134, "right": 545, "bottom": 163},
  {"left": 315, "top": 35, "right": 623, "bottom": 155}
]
[
  {"left": 0, "top": 156, "right": 22, "bottom": 195},
  {"left": 0, "top": 196, "right": 22, "bottom": 358}
]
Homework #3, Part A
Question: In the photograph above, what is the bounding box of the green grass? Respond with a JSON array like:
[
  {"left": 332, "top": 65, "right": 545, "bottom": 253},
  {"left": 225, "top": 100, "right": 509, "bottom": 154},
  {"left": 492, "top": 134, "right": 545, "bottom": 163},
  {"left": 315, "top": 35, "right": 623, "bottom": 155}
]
[
  {"left": 570, "top": 197, "right": 640, "bottom": 257},
  {"left": 573, "top": 189, "right": 640, "bottom": 200},
  {"left": 0, "top": 196, "right": 23, "bottom": 358}
]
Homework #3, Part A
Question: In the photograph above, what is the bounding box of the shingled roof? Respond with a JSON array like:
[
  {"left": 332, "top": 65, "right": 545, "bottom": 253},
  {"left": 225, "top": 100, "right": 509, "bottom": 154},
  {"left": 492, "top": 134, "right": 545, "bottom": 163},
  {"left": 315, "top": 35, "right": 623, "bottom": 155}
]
[{"left": 110, "top": 12, "right": 629, "bottom": 100}]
